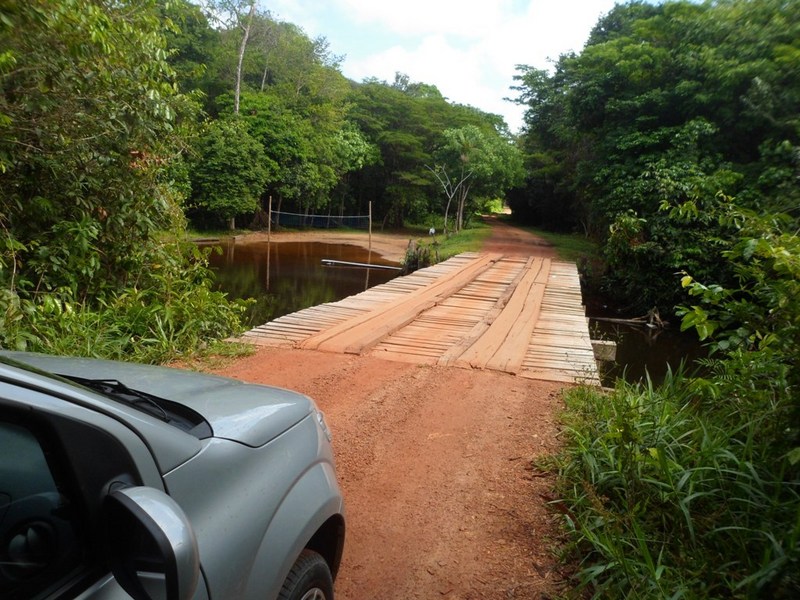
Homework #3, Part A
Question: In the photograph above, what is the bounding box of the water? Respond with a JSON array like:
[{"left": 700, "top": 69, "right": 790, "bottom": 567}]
[
  {"left": 587, "top": 307, "right": 707, "bottom": 386},
  {"left": 203, "top": 239, "right": 401, "bottom": 327}
]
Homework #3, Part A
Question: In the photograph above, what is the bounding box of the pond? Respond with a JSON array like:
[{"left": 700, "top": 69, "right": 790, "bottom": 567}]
[
  {"left": 587, "top": 315, "right": 707, "bottom": 387},
  {"left": 202, "top": 239, "right": 401, "bottom": 327},
  {"left": 204, "top": 239, "right": 704, "bottom": 385}
]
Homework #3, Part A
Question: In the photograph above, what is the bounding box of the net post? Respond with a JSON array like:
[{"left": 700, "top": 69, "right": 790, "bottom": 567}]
[
  {"left": 267, "top": 196, "right": 272, "bottom": 243},
  {"left": 368, "top": 200, "right": 372, "bottom": 256},
  {"left": 266, "top": 196, "right": 272, "bottom": 291}
]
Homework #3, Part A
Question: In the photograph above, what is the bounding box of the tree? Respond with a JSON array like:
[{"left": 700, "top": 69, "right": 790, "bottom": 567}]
[
  {"left": 431, "top": 125, "right": 523, "bottom": 233},
  {"left": 347, "top": 75, "right": 509, "bottom": 227},
  {"left": 188, "top": 119, "right": 271, "bottom": 229},
  {"left": 426, "top": 164, "right": 472, "bottom": 236},
  {"left": 160, "top": 0, "right": 217, "bottom": 95},
  {"left": 512, "top": 0, "right": 800, "bottom": 312},
  {"left": 0, "top": 0, "right": 245, "bottom": 360},
  {"left": 1, "top": 0, "right": 188, "bottom": 297}
]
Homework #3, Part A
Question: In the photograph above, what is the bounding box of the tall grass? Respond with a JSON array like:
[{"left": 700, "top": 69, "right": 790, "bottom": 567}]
[{"left": 556, "top": 364, "right": 799, "bottom": 598}]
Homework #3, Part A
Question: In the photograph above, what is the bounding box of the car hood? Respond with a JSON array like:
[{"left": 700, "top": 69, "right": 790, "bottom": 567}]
[{"left": 0, "top": 352, "right": 314, "bottom": 448}]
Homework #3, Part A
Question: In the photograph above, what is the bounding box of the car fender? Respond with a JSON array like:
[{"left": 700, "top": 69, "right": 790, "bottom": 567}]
[{"left": 243, "top": 459, "right": 344, "bottom": 600}]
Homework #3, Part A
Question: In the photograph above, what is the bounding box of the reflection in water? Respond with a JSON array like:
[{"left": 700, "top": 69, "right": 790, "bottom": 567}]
[
  {"left": 203, "top": 240, "right": 400, "bottom": 327},
  {"left": 589, "top": 318, "right": 707, "bottom": 386}
]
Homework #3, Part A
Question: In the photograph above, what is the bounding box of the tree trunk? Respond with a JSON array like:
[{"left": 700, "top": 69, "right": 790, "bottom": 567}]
[
  {"left": 234, "top": 2, "right": 256, "bottom": 115},
  {"left": 260, "top": 64, "right": 268, "bottom": 91}
]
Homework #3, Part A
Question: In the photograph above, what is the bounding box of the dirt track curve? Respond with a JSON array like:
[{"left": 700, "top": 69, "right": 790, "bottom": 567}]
[{"left": 212, "top": 222, "right": 571, "bottom": 599}]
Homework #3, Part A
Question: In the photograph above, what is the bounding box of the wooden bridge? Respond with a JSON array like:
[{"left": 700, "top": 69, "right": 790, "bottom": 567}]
[{"left": 238, "top": 253, "right": 599, "bottom": 385}]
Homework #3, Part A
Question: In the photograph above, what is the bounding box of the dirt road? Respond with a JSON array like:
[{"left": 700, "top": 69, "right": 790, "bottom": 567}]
[{"left": 212, "top": 222, "right": 570, "bottom": 599}]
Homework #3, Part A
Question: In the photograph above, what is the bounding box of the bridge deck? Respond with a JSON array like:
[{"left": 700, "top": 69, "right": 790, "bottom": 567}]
[{"left": 238, "top": 253, "right": 599, "bottom": 385}]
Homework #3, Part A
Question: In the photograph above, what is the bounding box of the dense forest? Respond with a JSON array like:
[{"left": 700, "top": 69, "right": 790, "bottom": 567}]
[
  {"left": 161, "top": 0, "right": 522, "bottom": 232},
  {"left": 511, "top": 0, "right": 799, "bottom": 311},
  {"left": 1, "top": 1, "right": 798, "bottom": 596}
]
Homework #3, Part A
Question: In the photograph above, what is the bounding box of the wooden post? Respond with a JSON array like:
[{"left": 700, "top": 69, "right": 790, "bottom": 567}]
[
  {"left": 365, "top": 201, "right": 373, "bottom": 291},
  {"left": 266, "top": 196, "right": 272, "bottom": 291}
]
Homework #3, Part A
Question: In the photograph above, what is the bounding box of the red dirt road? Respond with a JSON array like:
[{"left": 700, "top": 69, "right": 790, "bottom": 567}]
[{"left": 212, "top": 222, "right": 570, "bottom": 599}]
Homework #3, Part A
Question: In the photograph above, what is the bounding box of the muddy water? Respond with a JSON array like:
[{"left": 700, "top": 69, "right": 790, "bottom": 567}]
[
  {"left": 589, "top": 319, "right": 707, "bottom": 386},
  {"left": 203, "top": 240, "right": 401, "bottom": 327}
]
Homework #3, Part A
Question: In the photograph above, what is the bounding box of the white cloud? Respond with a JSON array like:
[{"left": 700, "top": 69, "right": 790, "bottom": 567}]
[
  {"left": 264, "top": 0, "right": 621, "bottom": 132},
  {"left": 333, "top": 0, "right": 513, "bottom": 37}
]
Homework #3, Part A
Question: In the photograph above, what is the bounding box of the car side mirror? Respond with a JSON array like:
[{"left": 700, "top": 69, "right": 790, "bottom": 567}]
[{"left": 104, "top": 487, "right": 200, "bottom": 600}]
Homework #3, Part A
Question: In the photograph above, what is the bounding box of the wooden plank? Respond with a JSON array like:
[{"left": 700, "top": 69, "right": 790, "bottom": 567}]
[
  {"left": 436, "top": 257, "right": 534, "bottom": 367},
  {"left": 300, "top": 253, "right": 501, "bottom": 353},
  {"left": 452, "top": 258, "right": 549, "bottom": 371},
  {"left": 485, "top": 258, "right": 551, "bottom": 374}
]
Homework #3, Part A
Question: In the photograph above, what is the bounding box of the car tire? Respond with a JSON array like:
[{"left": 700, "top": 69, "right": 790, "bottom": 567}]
[{"left": 278, "top": 549, "right": 334, "bottom": 600}]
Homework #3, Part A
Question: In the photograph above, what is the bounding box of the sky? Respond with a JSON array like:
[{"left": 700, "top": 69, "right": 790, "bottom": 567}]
[{"left": 266, "top": 0, "right": 621, "bottom": 133}]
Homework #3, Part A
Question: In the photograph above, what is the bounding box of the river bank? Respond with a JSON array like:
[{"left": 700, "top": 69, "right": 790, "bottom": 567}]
[{"left": 228, "top": 229, "right": 415, "bottom": 263}]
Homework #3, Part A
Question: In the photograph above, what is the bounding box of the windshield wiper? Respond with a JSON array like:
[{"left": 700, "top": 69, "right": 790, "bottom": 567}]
[{"left": 64, "top": 376, "right": 170, "bottom": 422}]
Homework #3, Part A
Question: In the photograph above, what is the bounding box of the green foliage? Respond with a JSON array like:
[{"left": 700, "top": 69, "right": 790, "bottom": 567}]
[
  {"left": 1, "top": 0, "right": 189, "bottom": 296},
  {"left": 163, "top": 0, "right": 518, "bottom": 230},
  {"left": 1, "top": 0, "right": 246, "bottom": 363},
  {"left": 678, "top": 206, "right": 799, "bottom": 358},
  {"left": 188, "top": 118, "right": 270, "bottom": 228},
  {"left": 558, "top": 369, "right": 799, "bottom": 598},
  {"left": 511, "top": 0, "right": 800, "bottom": 312},
  {"left": 348, "top": 76, "right": 515, "bottom": 227},
  {"left": 401, "top": 241, "right": 434, "bottom": 274},
  {"left": 555, "top": 205, "right": 800, "bottom": 597},
  {"left": 1, "top": 244, "right": 246, "bottom": 364},
  {"left": 431, "top": 124, "right": 524, "bottom": 233}
]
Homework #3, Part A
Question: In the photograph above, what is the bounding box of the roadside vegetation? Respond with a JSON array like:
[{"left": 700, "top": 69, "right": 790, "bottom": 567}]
[
  {"left": 557, "top": 211, "right": 799, "bottom": 598},
  {"left": 509, "top": 1, "right": 799, "bottom": 597},
  {"left": 501, "top": 219, "right": 599, "bottom": 263}
]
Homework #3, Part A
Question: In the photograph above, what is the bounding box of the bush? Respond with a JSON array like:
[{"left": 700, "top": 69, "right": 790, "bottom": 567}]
[
  {"left": 401, "top": 240, "right": 435, "bottom": 274},
  {"left": 554, "top": 205, "right": 800, "bottom": 598},
  {"left": 558, "top": 368, "right": 799, "bottom": 598},
  {"left": 1, "top": 244, "right": 247, "bottom": 364}
]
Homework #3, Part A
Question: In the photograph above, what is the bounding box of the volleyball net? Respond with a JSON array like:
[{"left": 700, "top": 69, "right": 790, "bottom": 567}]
[{"left": 270, "top": 209, "right": 370, "bottom": 230}]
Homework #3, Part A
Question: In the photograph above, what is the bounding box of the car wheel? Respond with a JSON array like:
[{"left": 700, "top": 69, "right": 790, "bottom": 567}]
[{"left": 278, "top": 549, "right": 334, "bottom": 600}]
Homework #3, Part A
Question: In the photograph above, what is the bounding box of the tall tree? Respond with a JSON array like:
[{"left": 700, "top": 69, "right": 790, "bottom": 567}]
[
  {"left": 188, "top": 118, "right": 271, "bottom": 229},
  {"left": 201, "top": 0, "right": 258, "bottom": 114},
  {"left": 432, "top": 125, "right": 523, "bottom": 233}
]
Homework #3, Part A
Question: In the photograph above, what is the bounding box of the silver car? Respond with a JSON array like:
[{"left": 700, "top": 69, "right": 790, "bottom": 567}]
[{"left": 0, "top": 351, "right": 345, "bottom": 600}]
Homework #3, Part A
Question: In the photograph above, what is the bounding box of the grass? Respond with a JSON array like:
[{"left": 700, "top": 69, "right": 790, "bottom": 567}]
[
  {"left": 172, "top": 339, "right": 256, "bottom": 371},
  {"left": 184, "top": 227, "right": 239, "bottom": 240},
  {"left": 433, "top": 220, "right": 493, "bottom": 259},
  {"left": 554, "top": 366, "right": 800, "bottom": 598}
]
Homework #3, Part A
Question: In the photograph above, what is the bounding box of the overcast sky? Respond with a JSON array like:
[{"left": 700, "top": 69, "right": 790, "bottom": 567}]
[{"left": 266, "top": 0, "right": 621, "bottom": 133}]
